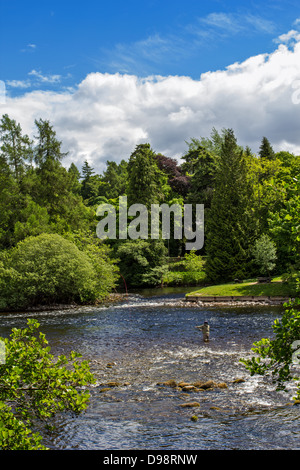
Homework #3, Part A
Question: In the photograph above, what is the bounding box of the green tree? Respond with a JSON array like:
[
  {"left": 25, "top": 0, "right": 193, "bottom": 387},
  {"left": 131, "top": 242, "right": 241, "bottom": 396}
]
[
  {"left": 0, "top": 114, "right": 33, "bottom": 181},
  {"left": 29, "top": 120, "right": 93, "bottom": 233},
  {"left": 115, "top": 239, "right": 167, "bottom": 287},
  {"left": 182, "top": 143, "right": 217, "bottom": 210},
  {"left": 240, "top": 299, "right": 300, "bottom": 400},
  {"left": 259, "top": 136, "right": 275, "bottom": 160},
  {"left": 0, "top": 152, "right": 19, "bottom": 248},
  {"left": 0, "top": 233, "right": 109, "bottom": 310},
  {"left": 80, "top": 160, "right": 104, "bottom": 204},
  {"left": 268, "top": 177, "right": 300, "bottom": 269},
  {"left": 68, "top": 162, "right": 82, "bottom": 195},
  {"left": 205, "top": 129, "right": 256, "bottom": 282},
  {"left": 127, "top": 143, "right": 169, "bottom": 208},
  {"left": 252, "top": 234, "right": 277, "bottom": 276},
  {"left": 34, "top": 118, "right": 66, "bottom": 166},
  {"left": 0, "top": 319, "right": 95, "bottom": 450},
  {"left": 99, "top": 160, "right": 128, "bottom": 199}
]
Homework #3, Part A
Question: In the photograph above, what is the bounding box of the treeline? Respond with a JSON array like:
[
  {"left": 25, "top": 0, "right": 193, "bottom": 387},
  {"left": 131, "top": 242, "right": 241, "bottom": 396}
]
[{"left": 1, "top": 114, "right": 300, "bottom": 308}]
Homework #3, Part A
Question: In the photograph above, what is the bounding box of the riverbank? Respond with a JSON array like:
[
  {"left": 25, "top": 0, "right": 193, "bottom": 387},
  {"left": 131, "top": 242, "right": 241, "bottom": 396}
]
[{"left": 185, "top": 276, "right": 297, "bottom": 304}]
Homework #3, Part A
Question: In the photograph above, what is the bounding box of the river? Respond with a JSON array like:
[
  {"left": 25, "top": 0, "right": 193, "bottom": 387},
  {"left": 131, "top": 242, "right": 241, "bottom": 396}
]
[{"left": 0, "top": 288, "right": 299, "bottom": 450}]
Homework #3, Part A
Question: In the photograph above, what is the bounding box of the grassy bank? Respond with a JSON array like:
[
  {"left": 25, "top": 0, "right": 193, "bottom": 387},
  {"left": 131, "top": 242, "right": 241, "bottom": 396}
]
[{"left": 186, "top": 276, "right": 296, "bottom": 298}]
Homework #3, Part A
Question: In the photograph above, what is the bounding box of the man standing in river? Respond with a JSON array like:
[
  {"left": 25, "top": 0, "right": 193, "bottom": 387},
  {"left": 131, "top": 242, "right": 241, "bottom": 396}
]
[{"left": 195, "top": 321, "right": 210, "bottom": 342}]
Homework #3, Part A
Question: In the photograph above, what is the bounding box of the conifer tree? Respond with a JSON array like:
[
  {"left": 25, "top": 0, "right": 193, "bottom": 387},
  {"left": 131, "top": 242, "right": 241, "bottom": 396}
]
[
  {"left": 127, "top": 143, "right": 168, "bottom": 208},
  {"left": 0, "top": 114, "right": 33, "bottom": 181},
  {"left": 259, "top": 136, "right": 275, "bottom": 160},
  {"left": 205, "top": 129, "right": 255, "bottom": 282}
]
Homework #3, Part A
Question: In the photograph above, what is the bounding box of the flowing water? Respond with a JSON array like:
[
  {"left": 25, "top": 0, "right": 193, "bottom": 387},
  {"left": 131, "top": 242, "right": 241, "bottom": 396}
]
[{"left": 0, "top": 289, "right": 299, "bottom": 450}]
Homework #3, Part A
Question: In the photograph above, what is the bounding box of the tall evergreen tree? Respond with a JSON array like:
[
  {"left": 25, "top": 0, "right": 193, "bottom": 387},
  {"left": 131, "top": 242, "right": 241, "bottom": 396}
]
[
  {"left": 205, "top": 129, "right": 256, "bottom": 282},
  {"left": 259, "top": 136, "right": 275, "bottom": 160},
  {"left": 32, "top": 120, "right": 91, "bottom": 230},
  {"left": 0, "top": 114, "right": 33, "bottom": 181},
  {"left": 127, "top": 143, "right": 168, "bottom": 208},
  {"left": 99, "top": 160, "right": 128, "bottom": 199},
  {"left": 80, "top": 160, "right": 103, "bottom": 204}
]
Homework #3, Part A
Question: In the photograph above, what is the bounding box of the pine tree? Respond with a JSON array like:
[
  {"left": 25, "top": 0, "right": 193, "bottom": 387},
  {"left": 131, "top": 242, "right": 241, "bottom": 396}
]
[
  {"left": 0, "top": 114, "right": 33, "bottom": 181},
  {"left": 259, "top": 136, "right": 275, "bottom": 160},
  {"left": 205, "top": 129, "right": 256, "bottom": 282},
  {"left": 127, "top": 143, "right": 168, "bottom": 208}
]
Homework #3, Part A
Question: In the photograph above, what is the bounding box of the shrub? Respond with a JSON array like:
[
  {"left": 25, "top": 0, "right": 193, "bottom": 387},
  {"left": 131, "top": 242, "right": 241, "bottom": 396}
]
[{"left": 0, "top": 233, "right": 108, "bottom": 309}]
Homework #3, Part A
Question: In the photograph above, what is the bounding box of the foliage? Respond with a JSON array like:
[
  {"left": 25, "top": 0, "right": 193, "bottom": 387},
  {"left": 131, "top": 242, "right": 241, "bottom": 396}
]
[
  {"left": 268, "top": 177, "right": 300, "bottom": 269},
  {"left": 0, "top": 233, "right": 111, "bottom": 309},
  {"left": 240, "top": 299, "right": 300, "bottom": 400},
  {"left": 127, "top": 143, "right": 170, "bottom": 208},
  {"left": 259, "top": 136, "right": 275, "bottom": 160},
  {"left": 163, "top": 251, "right": 206, "bottom": 286},
  {"left": 0, "top": 319, "right": 95, "bottom": 449},
  {"left": 205, "top": 129, "right": 257, "bottom": 282},
  {"left": 1, "top": 112, "right": 300, "bottom": 293},
  {"left": 115, "top": 239, "right": 167, "bottom": 287},
  {"left": 252, "top": 234, "right": 277, "bottom": 276}
]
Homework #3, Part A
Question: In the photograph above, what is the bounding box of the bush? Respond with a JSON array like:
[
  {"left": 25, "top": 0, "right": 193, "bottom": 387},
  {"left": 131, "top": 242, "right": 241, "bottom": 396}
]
[
  {"left": 163, "top": 251, "right": 206, "bottom": 286},
  {"left": 0, "top": 233, "right": 111, "bottom": 309},
  {"left": 115, "top": 239, "right": 167, "bottom": 287},
  {"left": 0, "top": 319, "right": 95, "bottom": 449},
  {"left": 252, "top": 234, "right": 277, "bottom": 276}
]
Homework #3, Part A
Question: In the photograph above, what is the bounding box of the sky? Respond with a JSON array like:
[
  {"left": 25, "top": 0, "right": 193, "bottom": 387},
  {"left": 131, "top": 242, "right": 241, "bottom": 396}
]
[{"left": 1, "top": 0, "right": 300, "bottom": 173}]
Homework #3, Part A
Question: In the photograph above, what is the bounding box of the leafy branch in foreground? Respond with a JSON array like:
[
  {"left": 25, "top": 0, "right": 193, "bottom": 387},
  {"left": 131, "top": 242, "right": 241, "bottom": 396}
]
[
  {"left": 0, "top": 319, "right": 95, "bottom": 450},
  {"left": 240, "top": 299, "right": 300, "bottom": 399}
]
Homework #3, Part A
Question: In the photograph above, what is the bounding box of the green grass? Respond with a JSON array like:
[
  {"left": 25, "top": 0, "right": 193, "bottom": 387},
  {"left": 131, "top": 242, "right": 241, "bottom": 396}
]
[{"left": 186, "top": 276, "right": 296, "bottom": 298}]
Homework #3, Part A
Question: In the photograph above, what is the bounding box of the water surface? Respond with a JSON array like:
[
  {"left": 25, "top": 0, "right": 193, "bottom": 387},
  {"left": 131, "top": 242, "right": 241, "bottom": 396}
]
[{"left": 0, "top": 290, "right": 299, "bottom": 450}]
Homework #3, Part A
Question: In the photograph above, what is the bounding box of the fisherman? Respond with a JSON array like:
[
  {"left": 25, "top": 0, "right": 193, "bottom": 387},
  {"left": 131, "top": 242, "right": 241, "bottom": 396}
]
[{"left": 195, "top": 321, "right": 210, "bottom": 342}]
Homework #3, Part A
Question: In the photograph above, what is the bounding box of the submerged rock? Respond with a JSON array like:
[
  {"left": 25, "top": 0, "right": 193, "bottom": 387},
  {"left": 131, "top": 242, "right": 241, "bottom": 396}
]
[
  {"left": 196, "top": 380, "right": 217, "bottom": 390},
  {"left": 182, "top": 385, "right": 197, "bottom": 392},
  {"left": 216, "top": 382, "right": 228, "bottom": 389},
  {"left": 233, "top": 378, "right": 245, "bottom": 384},
  {"left": 162, "top": 379, "right": 177, "bottom": 388},
  {"left": 180, "top": 402, "right": 201, "bottom": 408},
  {"left": 158, "top": 378, "right": 228, "bottom": 392}
]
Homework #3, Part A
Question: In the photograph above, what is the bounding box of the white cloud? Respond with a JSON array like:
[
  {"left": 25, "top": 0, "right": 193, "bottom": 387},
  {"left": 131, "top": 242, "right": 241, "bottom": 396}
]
[
  {"left": 6, "top": 80, "right": 32, "bottom": 89},
  {"left": 198, "top": 12, "right": 275, "bottom": 36},
  {"left": 28, "top": 69, "right": 62, "bottom": 84},
  {"left": 274, "top": 29, "right": 300, "bottom": 43},
  {"left": 2, "top": 34, "right": 300, "bottom": 173},
  {"left": 21, "top": 43, "right": 37, "bottom": 53}
]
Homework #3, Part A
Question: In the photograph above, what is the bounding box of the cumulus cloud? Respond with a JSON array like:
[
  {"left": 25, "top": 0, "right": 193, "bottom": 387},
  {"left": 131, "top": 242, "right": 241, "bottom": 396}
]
[{"left": 2, "top": 33, "right": 300, "bottom": 173}]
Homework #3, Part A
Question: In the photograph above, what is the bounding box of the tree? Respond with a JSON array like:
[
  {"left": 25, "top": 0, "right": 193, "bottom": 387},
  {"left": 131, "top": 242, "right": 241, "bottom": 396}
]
[
  {"left": 268, "top": 177, "right": 300, "bottom": 269},
  {"left": 115, "top": 239, "right": 167, "bottom": 287},
  {"left": 240, "top": 299, "right": 300, "bottom": 400},
  {"left": 252, "top": 234, "right": 277, "bottom": 276},
  {"left": 182, "top": 144, "right": 217, "bottom": 209},
  {"left": 0, "top": 319, "right": 95, "bottom": 450},
  {"left": 0, "top": 114, "right": 33, "bottom": 181},
  {"left": 34, "top": 118, "right": 66, "bottom": 166},
  {"left": 99, "top": 160, "right": 128, "bottom": 199},
  {"left": 68, "top": 162, "right": 82, "bottom": 195},
  {"left": 205, "top": 129, "right": 256, "bottom": 282},
  {"left": 80, "top": 160, "right": 103, "bottom": 204},
  {"left": 259, "top": 136, "right": 275, "bottom": 160},
  {"left": 127, "top": 143, "right": 169, "bottom": 208},
  {"left": 0, "top": 233, "right": 113, "bottom": 310}
]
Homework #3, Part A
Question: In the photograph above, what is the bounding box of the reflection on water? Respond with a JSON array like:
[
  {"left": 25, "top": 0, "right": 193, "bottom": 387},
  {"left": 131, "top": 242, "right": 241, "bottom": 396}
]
[{"left": 0, "top": 290, "right": 299, "bottom": 450}]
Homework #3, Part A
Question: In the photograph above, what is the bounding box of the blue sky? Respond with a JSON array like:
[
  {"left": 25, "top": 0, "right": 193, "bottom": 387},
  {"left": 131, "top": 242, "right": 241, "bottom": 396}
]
[
  {"left": 2, "top": 0, "right": 300, "bottom": 93},
  {"left": 1, "top": 0, "right": 300, "bottom": 172}
]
